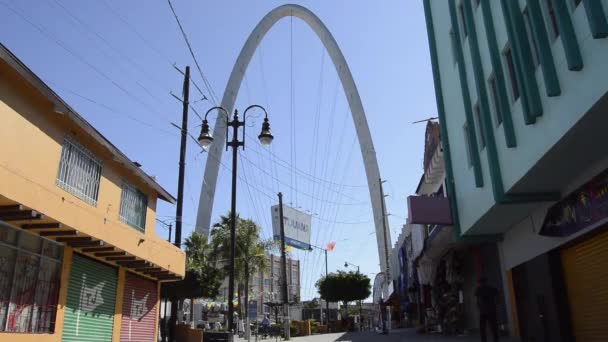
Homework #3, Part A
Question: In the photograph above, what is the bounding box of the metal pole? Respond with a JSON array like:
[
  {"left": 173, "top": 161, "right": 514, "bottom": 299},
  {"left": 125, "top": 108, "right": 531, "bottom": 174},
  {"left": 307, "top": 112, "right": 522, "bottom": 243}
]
[
  {"left": 379, "top": 178, "right": 390, "bottom": 334},
  {"left": 379, "top": 178, "right": 390, "bottom": 281},
  {"left": 228, "top": 111, "right": 240, "bottom": 334},
  {"left": 278, "top": 192, "right": 290, "bottom": 340},
  {"left": 168, "top": 65, "right": 189, "bottom": 342},
  {"left": 175, "top": 66, "right": 189, "bottom": 248},
  {"left": 325, "top": 249, "right": 329, "bottom": 327},
  {"left": 358, "top": 266, "right": 362, "bottom": 330}
]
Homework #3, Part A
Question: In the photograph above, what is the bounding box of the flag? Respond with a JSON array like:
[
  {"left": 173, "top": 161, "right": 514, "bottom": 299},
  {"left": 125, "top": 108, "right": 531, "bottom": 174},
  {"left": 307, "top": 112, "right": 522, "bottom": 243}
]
[{"left": 327, "top": 242, "right": 336, "bottom": 251}]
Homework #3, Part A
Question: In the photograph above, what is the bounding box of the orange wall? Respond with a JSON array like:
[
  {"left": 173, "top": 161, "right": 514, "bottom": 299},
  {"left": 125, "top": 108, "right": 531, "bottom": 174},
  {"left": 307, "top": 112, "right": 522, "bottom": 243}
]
[{"left": 0, "top": 58, "right": 185, "bottom": 276}]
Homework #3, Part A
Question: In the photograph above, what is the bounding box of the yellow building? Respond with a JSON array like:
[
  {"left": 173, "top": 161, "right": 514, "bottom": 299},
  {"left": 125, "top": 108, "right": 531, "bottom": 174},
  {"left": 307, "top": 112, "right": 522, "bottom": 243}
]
[{"left": 0, "top": 44, "right": 185, "bottom": 341}]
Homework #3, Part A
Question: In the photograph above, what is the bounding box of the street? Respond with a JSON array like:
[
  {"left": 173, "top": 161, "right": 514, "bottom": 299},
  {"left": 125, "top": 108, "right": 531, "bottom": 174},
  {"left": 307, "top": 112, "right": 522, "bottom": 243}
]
[{"left": 238, "top": 329, "right": 520, "bottom": 342}]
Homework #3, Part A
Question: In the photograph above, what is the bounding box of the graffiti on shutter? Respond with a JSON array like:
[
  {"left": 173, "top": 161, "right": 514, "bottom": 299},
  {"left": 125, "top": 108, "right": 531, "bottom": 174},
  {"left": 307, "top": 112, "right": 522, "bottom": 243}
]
[
  {"left": 62, "top": 255, "right": 117, "bottom": 342},
  {"left": 121, "top": 273, "right": 157, "bottom": 341}
]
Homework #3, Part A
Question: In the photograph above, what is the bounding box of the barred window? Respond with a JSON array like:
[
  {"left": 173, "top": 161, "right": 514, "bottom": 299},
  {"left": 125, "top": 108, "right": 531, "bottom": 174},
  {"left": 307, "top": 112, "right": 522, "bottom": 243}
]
[
  {"left": 0, "top": 224, "right": 63, "bottom": 333},
  {"left": 119, "top": 182, "right": 148, "bottom": 232},
  {"left": 56, "top": 137, "right": 102, "bottom": 206}
]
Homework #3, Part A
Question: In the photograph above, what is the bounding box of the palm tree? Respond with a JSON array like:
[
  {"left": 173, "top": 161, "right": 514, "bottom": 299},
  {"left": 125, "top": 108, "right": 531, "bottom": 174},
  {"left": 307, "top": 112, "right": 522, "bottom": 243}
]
[
  {"left": 161, "top": 232, "right": 222, "bottom": 341},
  {"left": 211, "top": 212, "right": 273, "bottom": 333}
]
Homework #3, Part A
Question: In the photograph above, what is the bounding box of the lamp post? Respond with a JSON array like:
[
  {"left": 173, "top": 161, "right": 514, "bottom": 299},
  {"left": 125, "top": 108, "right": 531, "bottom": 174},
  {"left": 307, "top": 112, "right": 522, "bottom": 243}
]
[
  {"left": 344, "top": 261, "right": 360, "bottom": 273},
  {"left": 344, "top": 261, "right": 363, "bottom": 330},
  {"left": 198, "top": 105, "right": 273, "bottom": 334},
  {"left": 309, "top": 244, "right": 329, "bottom": 325}
]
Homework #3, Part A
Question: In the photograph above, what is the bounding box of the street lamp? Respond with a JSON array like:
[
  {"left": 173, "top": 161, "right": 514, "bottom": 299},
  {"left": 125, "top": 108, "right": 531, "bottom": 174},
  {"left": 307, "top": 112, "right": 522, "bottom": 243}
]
[
  {"left": 198, "top": 105, "right": 273, "bottom": 333},
  {"left": 344, "top": 261, "right": 360, "bottom": 273}
]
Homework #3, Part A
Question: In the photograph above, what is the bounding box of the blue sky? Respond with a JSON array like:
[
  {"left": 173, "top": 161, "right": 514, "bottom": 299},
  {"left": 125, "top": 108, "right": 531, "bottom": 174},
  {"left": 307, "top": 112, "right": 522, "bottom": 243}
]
[{"left": 1, "top": 0, "right": 437, "bottom": 300}]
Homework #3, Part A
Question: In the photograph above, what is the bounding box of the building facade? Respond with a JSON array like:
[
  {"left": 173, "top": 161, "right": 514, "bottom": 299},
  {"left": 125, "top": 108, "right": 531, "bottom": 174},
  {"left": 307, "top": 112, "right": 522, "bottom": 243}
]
[
  {"left": 390, "top": 121, "right": 508, "bottom": 335},
  {"left": 424, "top": 0, "right": 608, "bottom": 340},
  {"left": 0, "top": 44, "right": 185, "bottom": 342},
  {"left": 214, "top": 253, "right": 300, "bottom": 320}
]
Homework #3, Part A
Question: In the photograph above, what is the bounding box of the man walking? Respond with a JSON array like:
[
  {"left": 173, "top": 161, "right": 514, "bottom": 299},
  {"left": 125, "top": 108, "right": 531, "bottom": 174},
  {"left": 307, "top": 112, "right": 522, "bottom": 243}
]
[{"left": 475, "top": 277, "right": 499, "bottom": 342}]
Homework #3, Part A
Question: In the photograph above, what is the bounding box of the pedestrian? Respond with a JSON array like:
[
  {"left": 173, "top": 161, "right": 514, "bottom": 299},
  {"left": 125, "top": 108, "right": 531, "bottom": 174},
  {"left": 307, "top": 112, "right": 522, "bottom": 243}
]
[
  {"left": 262, "top": 314, "right": 270, "bottom": 337},
  {"left": 475, "top": 277, "right": 499, "bottom": 342},
  {"left": 233, "top": 311, "right": 239, "bottom": 334}
]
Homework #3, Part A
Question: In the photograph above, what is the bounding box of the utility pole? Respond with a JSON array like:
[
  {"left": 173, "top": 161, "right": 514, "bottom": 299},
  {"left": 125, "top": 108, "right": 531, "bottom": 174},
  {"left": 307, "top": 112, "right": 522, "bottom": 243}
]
[
  {"left": 325, "top": 249, "right": 329, "bottom": 326},
  {"left": 278, "top": 192, "right": 290, "bottom": 340},
  {"left": 379, "top": 178, "right": 390, "bottom": 335},
  {"left": 379, "top": 178, "right": 390, "bottom": 281},
  {"left": 175, "top": 66, "right": 189, "bottom": 249},
  {"left": 168, "top": 66, "right": 189, "bottom": 342}
]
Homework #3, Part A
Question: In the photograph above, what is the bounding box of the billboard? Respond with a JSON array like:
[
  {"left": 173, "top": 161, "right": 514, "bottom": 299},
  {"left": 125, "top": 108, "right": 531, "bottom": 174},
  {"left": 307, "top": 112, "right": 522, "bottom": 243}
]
[{"left": 271, "top": 205, "right": 312, "bottom": 250}]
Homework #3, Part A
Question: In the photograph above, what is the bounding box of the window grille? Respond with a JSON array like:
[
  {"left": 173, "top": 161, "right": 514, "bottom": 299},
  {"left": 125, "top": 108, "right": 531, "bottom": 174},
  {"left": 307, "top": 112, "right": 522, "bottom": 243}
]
[
  {"left": 56, "top": 136, "right": 102, "bottom": 206},
  {"left": 119, "top": 182, "right": 148, "bottom": 232},
  {"left": 0, "top": 224, "right": 62, "bottom": 333}
]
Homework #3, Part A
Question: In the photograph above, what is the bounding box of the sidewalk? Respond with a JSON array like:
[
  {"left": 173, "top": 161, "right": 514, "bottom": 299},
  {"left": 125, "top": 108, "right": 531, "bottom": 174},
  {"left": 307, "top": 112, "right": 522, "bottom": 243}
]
[{"left": 236, "top": 328, "right": 520, "bottom": 342}]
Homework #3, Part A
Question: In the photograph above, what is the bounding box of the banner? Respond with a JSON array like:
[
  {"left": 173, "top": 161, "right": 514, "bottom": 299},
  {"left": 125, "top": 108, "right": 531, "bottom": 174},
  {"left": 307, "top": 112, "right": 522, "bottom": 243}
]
[
  {"left": 248, "top": 300, "right": 257, "bottom": 321},
  {"left": 271, "top": 205, "right": 312, "bottom": 250}
]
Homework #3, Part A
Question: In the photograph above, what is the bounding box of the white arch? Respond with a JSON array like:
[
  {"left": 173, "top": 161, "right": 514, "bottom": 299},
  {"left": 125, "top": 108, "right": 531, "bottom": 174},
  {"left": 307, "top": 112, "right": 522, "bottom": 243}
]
[{"left": 195, "top": 4, "right": 392, "bottom": 277}]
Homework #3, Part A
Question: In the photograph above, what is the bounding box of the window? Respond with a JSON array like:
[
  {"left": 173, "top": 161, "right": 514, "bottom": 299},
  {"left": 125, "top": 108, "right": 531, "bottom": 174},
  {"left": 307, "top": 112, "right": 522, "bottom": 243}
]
[
  {"left": 488, "top": 76, "right": 503, "bottom": 125},
  {"left": 463, "top": 123, "right": 473, "bottom": 168},
  {"left": 474, "top": 104, "right": 486, "bottom": 150},
  {"left": 119, "top": 182, "right": 148, "bottom": 232},
  {"left": 56, "top": 136, "right": 102, "bottom": 206},
  {"left": 449, "top": 28, "right": 458, "bottom": 65},
  {"left": 543, "top": 0, "right": 560, "bottom": 40},
  {"left": 503, "top": 46, "right": 520, "bottom": 101},
  {"left": 523, "top": 8, "right": 541, "bottom": 67},
  {"left": 0, "top": 224, "right": 62, "bottom": 333},
  {"left": 458, "top": 3, "right": 468, "bottom": 39}
]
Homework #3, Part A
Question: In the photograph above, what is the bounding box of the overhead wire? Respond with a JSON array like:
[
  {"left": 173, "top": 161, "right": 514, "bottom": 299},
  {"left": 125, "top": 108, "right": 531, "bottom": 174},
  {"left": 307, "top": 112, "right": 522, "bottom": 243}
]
[
  {"left": 49, "top": 0, "right": 169, "bottom": 96},
  {"left": 166, "top": 0, "right": 219, "bottom": 105},
  {"left": 1, "top": 1, "right": 171, "bottom": 122}
]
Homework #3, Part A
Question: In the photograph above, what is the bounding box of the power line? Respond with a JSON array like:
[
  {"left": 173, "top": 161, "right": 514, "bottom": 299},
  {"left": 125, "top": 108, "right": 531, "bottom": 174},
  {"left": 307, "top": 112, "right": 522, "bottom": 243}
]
[
  {"left": 1, "top": 1, "right": 170, "bottom": 122},
  {"left": 50, "top": 0, "right": 168, "bottom": 95},
  {"left": 165, "top": 0, "right": 218, "bottom": 105},
  {"left": 238, "top": 152, "right": 367, "bottom": 206},
  {"left": 101, "top": 0, "right": 173, "bottom": 64},
  {"left": 47, "top": 81, "right": 177, "bottom": 137},
  {"left": 243, "top": 131, "right": 367, "bottom": 188}
]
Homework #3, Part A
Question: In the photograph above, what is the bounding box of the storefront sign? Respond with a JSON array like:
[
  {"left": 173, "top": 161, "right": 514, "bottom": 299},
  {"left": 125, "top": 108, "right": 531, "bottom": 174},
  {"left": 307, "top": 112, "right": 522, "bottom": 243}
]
[
  {"left": 271, "top": 205, "right": 311, "bottom": 250},
  {"left": 407, "top": 195, "right": 452, "bottom": 225},
  {"left": 540, "top": 169, "right": 608, "bottom": 237}
]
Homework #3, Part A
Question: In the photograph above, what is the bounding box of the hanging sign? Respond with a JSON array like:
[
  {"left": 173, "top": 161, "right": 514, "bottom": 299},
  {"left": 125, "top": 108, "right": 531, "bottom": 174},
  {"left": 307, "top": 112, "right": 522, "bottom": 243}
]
[
  {"left": 271, "top": 205, "right": 312, "bottom": 250},
  {"left": 540, "top": 169, "right": 608, "bottom": 237}
]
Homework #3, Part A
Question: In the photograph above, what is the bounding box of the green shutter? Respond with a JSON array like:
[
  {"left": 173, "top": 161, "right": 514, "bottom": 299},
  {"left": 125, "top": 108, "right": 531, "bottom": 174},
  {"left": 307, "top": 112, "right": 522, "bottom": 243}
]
[{"left": 62, "top": 255, "right": 117, "bottom": 342}]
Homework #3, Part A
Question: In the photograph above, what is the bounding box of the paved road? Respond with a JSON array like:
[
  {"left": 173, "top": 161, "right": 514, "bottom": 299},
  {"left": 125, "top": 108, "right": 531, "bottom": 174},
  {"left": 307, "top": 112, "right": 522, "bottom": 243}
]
[{"left": 238, "top": 329, "right": 519, "bottom": 342}]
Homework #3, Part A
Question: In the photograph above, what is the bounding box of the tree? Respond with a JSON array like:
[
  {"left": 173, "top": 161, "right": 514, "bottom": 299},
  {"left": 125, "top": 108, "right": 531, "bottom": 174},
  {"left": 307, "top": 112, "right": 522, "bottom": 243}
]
[
  {"left": 161, "top": 232, "right": 222, "bottom": 341},
  {"left": 162, "top": 232, "right": 222, "bottom": 299},
  {"left": 315, "top": 271, "right": 371, "bottom": 319},
  {"left": 210, "top": 212, "right": 272, "bottom": 335}
]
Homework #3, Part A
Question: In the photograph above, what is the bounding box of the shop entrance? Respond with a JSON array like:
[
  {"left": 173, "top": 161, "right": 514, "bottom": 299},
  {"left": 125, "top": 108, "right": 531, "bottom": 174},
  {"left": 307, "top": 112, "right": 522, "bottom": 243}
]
[
  {"left": 561, "top": 228, "right": 608, "bottom": 341},
  {"left": 511, "top": 252, "right": 572, "bottom": 342}
]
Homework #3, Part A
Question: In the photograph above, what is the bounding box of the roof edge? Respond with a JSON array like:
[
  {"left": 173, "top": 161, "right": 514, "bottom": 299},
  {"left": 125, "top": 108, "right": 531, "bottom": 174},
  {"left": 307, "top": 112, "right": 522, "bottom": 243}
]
[{"left": 0, "top": 43, "right": 176, "bottom": 204}]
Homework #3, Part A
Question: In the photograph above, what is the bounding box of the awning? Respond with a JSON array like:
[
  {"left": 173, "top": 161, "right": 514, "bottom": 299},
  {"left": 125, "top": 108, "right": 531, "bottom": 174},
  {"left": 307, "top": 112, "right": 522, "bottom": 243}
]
[
  {"left": 0, "top": 199, "right": 182, "bottom": 282},
  {"left": 407, "top": 195, "right": 452, "bottom": 225}
]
